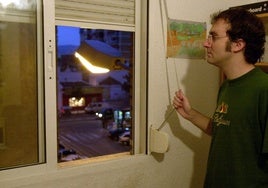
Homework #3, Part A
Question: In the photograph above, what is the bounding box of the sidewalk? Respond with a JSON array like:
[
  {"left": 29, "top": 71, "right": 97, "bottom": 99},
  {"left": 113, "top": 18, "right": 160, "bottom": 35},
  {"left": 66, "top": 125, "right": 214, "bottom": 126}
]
[{"left": 59, "top": 113, "right": 97, "bottom": 122}]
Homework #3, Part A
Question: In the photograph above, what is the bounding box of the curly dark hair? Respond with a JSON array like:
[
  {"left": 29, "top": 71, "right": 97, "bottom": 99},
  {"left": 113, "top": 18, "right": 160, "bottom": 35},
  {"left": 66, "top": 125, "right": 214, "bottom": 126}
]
[{"left": 211, "top": 8, "right": 266, "bottom": 64}]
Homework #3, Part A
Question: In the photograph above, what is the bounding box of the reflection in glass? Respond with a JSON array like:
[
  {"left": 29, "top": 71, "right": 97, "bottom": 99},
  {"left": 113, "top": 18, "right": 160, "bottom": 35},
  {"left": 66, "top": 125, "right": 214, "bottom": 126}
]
[{"left": 0, "top": 0, "right": 44, "bottom": 169}]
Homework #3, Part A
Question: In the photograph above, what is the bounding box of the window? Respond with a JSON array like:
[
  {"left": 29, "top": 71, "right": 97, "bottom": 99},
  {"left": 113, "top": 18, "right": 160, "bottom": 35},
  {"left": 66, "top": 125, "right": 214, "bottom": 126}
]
[
  {"left": 57, "top": 26, "right": 134, "bottom": 162},
  {"left": 0, "top": 0, "right": 146, "bottom": 176},
  {"left": 0, "top": 0, "right": 45, "bottom": 169},
  {"left": 54, "top": 0, "right": 148, "bottom": 163}
]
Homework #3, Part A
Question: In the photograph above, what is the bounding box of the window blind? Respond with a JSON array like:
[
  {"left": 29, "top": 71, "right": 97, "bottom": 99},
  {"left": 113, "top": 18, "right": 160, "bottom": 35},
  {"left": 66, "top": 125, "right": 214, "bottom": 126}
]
[
  {"left": 55, "top": 0, "right": 135, "bottom": 27},
  {"left": 0, "top": 6, "right": 35, "bottom": 23}
]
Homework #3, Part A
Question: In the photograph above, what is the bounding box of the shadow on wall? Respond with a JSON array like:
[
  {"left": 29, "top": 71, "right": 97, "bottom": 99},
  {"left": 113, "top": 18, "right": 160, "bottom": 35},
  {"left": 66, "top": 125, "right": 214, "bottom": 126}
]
[
  {"left": 154, "top": 59, "right": 214, "bottom": 187},
  {"left": 166, "top": 103, "right": 210, "bottom": 188},
  {"left": 172, "top": 59, "right": 216, "bottom": 188}
]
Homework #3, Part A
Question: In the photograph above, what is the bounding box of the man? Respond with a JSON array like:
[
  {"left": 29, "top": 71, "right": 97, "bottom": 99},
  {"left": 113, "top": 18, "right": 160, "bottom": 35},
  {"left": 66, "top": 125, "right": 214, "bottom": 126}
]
[{"left": 173, "top": 8, "right": 268, "bottom": 187}]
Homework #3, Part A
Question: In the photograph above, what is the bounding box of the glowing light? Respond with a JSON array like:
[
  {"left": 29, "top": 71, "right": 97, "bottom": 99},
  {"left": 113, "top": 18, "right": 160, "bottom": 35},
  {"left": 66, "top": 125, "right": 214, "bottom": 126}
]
[{"left": 75, "top": 52, "right": 110, "bottom": 74}]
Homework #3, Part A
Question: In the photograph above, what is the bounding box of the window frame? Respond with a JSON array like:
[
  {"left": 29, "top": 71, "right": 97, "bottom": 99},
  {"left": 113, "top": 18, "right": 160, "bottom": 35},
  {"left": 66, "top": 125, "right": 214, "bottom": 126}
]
[
  {"left": 54, "top": 1, "right": 147, "bottom": 160},
  {"left": 0, "top": 0, "right": 147, "bottom": 179}
]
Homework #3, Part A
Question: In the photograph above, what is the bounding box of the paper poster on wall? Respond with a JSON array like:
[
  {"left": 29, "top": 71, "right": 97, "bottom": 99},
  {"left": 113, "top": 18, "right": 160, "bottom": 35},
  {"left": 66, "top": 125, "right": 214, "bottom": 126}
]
[{"left": 167, "top": 19, "right": 206, "bottom": 59}]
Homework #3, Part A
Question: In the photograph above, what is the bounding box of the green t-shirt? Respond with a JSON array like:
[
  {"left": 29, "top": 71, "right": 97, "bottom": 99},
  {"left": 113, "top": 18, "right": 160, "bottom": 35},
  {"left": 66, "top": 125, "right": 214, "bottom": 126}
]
[{"left": 204, "top": 67, "right": 268, "bottom": 188}]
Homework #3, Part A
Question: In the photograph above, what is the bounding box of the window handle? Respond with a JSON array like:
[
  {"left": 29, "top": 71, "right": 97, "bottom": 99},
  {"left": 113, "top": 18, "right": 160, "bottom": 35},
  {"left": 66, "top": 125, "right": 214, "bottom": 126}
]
[{"left": 47, "top": 39, "right": 54, "bottom": 80}]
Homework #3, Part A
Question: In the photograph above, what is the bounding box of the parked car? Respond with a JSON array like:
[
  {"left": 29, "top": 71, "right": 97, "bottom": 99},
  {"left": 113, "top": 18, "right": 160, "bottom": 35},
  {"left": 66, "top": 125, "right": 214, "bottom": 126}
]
[
  {"left": 84, "top": 102, "right": 109, "bottom": 114},
  {"left": 108, "top": 127, "right": 125, "bottom": 141},
  {"left": 58, "top": 144, "right": 77, "bottom": 162},
  {"left": 119, "top": 131, "right": 131, "bottom": 145},
  {"left": 59, "top": 106, "right": 72, "bottom": 116}
]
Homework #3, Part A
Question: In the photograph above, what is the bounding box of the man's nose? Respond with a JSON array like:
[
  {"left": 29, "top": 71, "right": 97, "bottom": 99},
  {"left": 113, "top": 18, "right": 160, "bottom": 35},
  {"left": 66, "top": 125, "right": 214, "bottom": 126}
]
[{"left": 203, "top": 40, "right": 211, "bottom": 48}]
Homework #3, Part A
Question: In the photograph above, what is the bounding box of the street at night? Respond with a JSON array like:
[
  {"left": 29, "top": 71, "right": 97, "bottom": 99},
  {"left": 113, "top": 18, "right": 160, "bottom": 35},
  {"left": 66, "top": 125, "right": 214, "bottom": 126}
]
[{"left": 58, "top": 113, "right": 131, "bottom": 162}]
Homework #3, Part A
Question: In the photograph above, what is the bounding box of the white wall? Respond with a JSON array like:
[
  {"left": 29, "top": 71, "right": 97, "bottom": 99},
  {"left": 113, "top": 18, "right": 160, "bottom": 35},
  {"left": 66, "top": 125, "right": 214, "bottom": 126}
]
[
  {"left": 147, "top": 0, "right": 260, "bottom": 187},
  {"left": 0, "top": 0, "right": 260, "bottom": 188}
]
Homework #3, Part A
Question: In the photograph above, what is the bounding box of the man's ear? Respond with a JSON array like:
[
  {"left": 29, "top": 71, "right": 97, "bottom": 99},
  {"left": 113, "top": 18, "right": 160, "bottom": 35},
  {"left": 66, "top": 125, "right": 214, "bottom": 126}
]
[{"left": 231, "top": 39, "right": 246, "bottom": 53}]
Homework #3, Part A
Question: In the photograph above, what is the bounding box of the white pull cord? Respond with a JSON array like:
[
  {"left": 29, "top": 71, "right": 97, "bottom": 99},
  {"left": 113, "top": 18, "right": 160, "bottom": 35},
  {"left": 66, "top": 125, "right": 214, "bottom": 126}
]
[
  {"left": 156, "top": 0, "right": 180, "bottom": 131},
  {"left": 157, "top": 108, "right": 176, "bottom": 131}
]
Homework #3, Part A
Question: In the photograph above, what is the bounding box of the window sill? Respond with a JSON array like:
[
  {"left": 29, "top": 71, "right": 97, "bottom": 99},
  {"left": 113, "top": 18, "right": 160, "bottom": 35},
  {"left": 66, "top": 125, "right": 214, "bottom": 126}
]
[{"left": 58, "top": 152, "right": 131, "bottom": 168}]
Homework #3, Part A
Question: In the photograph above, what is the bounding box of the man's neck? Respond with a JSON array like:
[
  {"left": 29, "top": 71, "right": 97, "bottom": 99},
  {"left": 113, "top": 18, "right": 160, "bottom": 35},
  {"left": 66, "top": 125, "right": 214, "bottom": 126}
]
[{"left": 222, "top": 61, "right": 255, "bottom": 80}]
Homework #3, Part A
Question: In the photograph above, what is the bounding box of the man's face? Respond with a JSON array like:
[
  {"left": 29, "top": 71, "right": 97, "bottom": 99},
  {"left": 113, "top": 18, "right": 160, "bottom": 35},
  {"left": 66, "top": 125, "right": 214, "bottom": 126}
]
[{"left": 203, "top": 19, "right": 232, "bottom": 67}]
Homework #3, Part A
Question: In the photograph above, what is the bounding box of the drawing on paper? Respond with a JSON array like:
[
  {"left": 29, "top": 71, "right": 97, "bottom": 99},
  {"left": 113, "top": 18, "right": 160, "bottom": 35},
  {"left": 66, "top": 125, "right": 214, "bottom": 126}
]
[{"left": 167, "top": 19, "right": 206, "bottom": 59}]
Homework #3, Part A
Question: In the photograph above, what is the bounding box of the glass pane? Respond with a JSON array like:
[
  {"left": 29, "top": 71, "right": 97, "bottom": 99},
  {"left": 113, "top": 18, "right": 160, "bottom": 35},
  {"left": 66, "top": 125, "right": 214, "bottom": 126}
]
[
  {"left": 0, "top": 1, "right": 44, "bottom": 169},
  {"left": 57, "top": 26, "right": 134, "bottom": 162}
]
